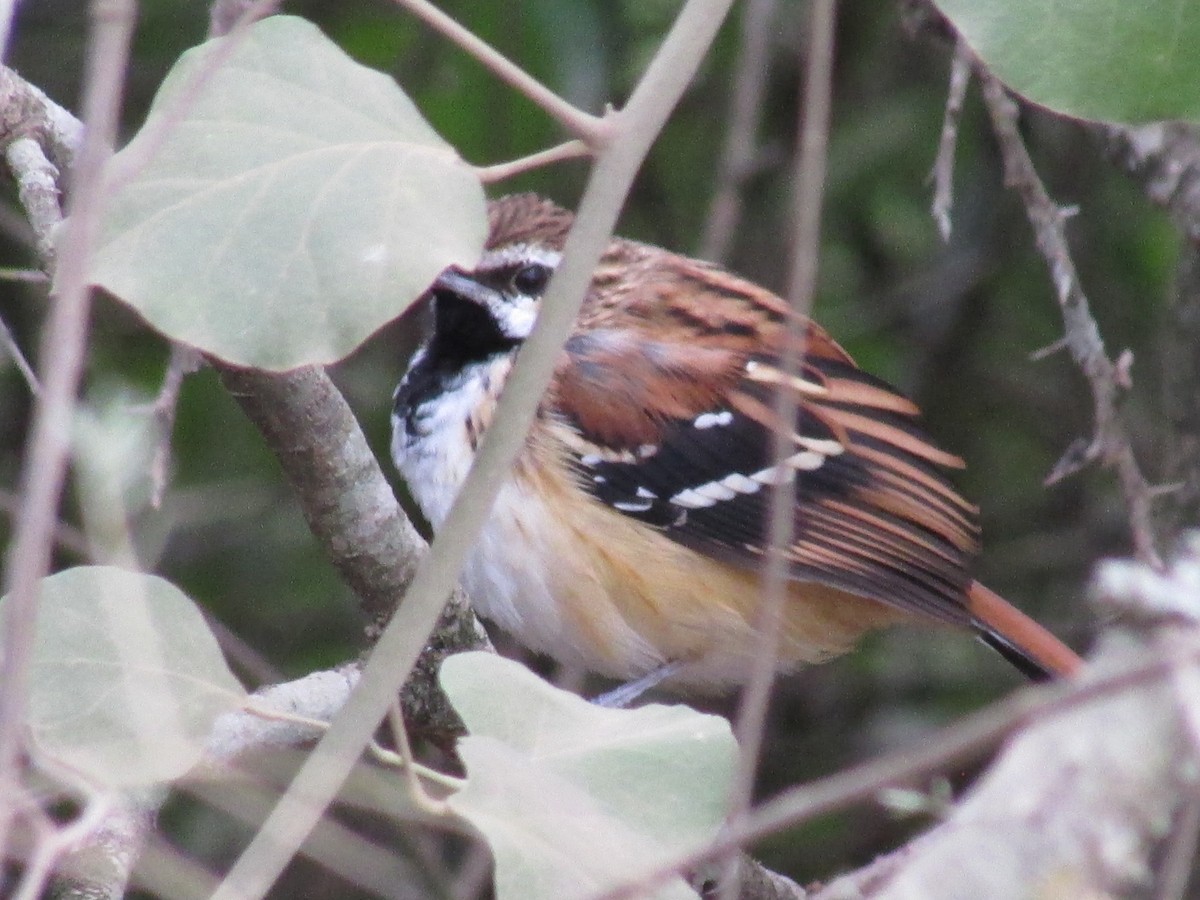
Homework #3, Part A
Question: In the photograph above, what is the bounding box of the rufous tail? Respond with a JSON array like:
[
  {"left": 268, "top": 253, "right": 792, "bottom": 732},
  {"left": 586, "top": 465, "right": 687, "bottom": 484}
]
[{"left": 966, "top": 581, "right": 1082, "bottom": 680}]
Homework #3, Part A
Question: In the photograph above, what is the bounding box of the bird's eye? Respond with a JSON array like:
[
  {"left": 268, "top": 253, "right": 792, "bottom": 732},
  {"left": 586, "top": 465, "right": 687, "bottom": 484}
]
[{"left": 511, "top": 263, "right": 551, "bottom": 296}]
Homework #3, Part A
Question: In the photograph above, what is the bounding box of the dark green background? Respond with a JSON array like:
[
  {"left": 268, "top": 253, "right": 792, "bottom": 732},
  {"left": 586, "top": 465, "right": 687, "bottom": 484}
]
[{"left": 0, "top": 1, "right": 1176, "bottom": 895}]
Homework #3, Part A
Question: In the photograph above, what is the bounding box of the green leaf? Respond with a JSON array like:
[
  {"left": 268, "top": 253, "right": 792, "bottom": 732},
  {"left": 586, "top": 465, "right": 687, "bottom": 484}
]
[
  {"left": 88, "top": 14, "right": 487, "bottom": 369},
  {"left": 1, "top": 566, "right": 246, "bottom": 787},
  {"left": 440, "top": 653, "right": 736, "bottom": 900},
  {"left": 935, "top": 0, "right": 1200, "bottom": 123}
]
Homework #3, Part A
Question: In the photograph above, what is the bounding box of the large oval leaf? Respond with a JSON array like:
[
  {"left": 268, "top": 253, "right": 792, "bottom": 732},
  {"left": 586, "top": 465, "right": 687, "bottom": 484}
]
[
  {"left": 441, "top": 653, "right": 736, "bottom": 900},
  {"left": 936, "top": 0, "right": 1200, "bottom": 123},
  {"left": 87, "top": 15, "right": 486, "bottom": 369},
  {"left": 1, "top": 566, "right": 246, "bottom": 787}
]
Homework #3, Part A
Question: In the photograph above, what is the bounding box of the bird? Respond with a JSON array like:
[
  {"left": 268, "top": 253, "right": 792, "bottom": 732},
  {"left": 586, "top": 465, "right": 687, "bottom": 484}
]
[{"left": 391, "top": 193, "right": 1082, "bottom": 696}]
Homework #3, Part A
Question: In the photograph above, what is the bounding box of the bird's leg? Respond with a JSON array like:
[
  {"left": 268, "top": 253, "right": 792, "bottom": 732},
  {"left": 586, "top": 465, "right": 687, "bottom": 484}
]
[{"left": 591, "top": 660, "right": 684, "bottom": 708}]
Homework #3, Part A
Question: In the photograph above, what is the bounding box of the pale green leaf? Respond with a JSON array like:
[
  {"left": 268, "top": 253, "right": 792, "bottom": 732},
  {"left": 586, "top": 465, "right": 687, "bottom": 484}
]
[
  {"left": 88, "top": 14, "right": 487, "bottom": 369},
  {"left": 936, "top": 0, "right": 1200, "bottom": 123},
  {"left": 441, "top": 653, "right": 736, "bottom": 900},
  {"left": 2, "top": 566, "right": 246, "bottom": 787}
]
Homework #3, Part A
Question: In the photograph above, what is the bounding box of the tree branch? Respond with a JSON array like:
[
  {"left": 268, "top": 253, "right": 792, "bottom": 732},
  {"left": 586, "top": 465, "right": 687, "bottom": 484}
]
[
  {"left": 0, "top": 0, "right": 138, "bottom": 876},
  {"left": 978, "top": 68, "right": 1163, "bottom": 569},
  {"left": 1100, "top": 122, "right": 1200, "bottom": 548},
  {"left": 699, "top": 0, "right": 779, "bottom": 262}
]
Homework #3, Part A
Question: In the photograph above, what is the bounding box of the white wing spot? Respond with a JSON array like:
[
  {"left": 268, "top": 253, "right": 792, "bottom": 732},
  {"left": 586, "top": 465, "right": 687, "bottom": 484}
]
[
  {"left": 693, "top": 410, "right": 734, "bottom": 430},
  {"left": 750, "top": 465, "right": 795, "bottom": 486},
  {"left": 722, "top": 473, "right": 761, "bottom": 494},
  {"left": 635, "top": 486, "right": 658, "bottom": 499},
  {"left": 670, "top": 488, "right": 717, "bottom": 509},
  {"left": 787, "top": 451, "right": 824, "bottom": 471},
  {"left": 614, "top": 499, "right": 654, "bottom": 513},
  {"left": 744, "top": 360, "right": 827, "bottom": 395},
  {"left": 794, "top": 435, "right": 843, "bottom": 456},
  {"left": 695, "top": 481, "right": 737, "bottom": 502}
]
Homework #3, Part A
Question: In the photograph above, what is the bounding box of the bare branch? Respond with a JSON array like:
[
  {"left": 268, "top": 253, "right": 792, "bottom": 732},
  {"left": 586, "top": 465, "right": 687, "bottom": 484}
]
[
  {"left": 53, "top": 666, "right": 358, "bottom": 900},
  {"left": 137, "top": 343, "right": 202, "bottom": 509},
  {"left": 0, "top": 313, "right": 39, "bottom": 396},
  {"left": 978, "top": 69, "right": 1163, "bottom": 569},
  {"left": 4, "top": 138, "right": 61, "bottom": 264},
  {"left": 474, "top": 139, "right": 591, "bottom": 183},
  {"left": 1100, "top": 122, "right": 1200, "bottom": 549},
  {"left": 390, "top": 0, "right": 608, "bottom": 146},
  {"left": 699, "top": 0, "right": 779, "bottom": 262},
  {"left": 0, "top": 66, "right": 82, "bottom": 174},
  {"left": 722, "top": 3, "right": 838, "bottom": 898},
  {"left": 0, "top": 0, "right": 139, "bottom": 869},
  {"left": 929, "top": 40, "right": 970, "bottom": 242}
]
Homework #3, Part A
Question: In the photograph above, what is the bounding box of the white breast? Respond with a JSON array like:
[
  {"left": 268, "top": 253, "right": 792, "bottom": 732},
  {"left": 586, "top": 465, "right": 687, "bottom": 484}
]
[{"left": 391, "top": 358, "right": 664, "bottom": 677}]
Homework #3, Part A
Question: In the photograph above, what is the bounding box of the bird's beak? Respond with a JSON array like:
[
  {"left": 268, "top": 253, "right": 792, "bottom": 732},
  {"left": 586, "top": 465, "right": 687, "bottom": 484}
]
[{"left": 432, "top": 269, "right": 501, "bottom": 308}]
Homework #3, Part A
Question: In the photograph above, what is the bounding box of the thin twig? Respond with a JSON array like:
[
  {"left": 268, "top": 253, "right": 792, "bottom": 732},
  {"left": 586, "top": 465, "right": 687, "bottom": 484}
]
[
  {"left": 390, "top": 0, "right": 608, "bottom": 146},
  {"left": 13, "top": 791, "right": 116, "bottom": 900},
  {"left": 699, "top": 0, "right": 779, "bottom": 262},
  {"left": 0, "top": 0, "right": 139, "bottom": 869},
  {"left": 0, "top": 267, "right": 49, "bottom": 282},
  {"left": 0, "top": 314, "right": 40, "bottom": 396},
  {"left": 473, "top": 139, "right": 591, "bottom": 183},
  {"left": 138, "top": 343, "right": 202, "bottom": 509},
  {"left": 0, "top": 488, "right": 90, "bottom": 558},
  {"left": 929, "top": 39, "right": 970, "bottom": 242},
  {"left": 978, "top": 69, "right": 1163, "bottom": 569},
  {"left": 720, "top": 3, "right": 838, "bottom": 898},
  {"left": 1100, "top": 122, "right": 1200, "bottom": 549},
  {"left": 1028, "top": 335, "right": 1069, "bottom": 361},
  {"left": 386, "top": 699, "right": 437, "bottom": 812}
]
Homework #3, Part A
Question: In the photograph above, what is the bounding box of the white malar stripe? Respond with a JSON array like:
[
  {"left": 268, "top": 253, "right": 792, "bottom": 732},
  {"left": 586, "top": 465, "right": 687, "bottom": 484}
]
[
  {"left": 670, "top": 488, "right": 717, "bottom": 509},
  {"left": 787, "top": 450, "right": 825, "bottom": 471},
  {"left": 721, "top": 473, "right": 761, "bottom": 494},
  {"left": 614, "top": 499, "right": 654, "bottom": 513},
  {"left": 693, "top": 410, "right": 734, "bottom": 430}
]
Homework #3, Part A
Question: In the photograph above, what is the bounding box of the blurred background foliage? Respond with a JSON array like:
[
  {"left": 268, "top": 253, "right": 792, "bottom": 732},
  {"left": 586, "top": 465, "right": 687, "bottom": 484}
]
[{"left": 0, "top": 0, "right": 1179, "bottom": 894}]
